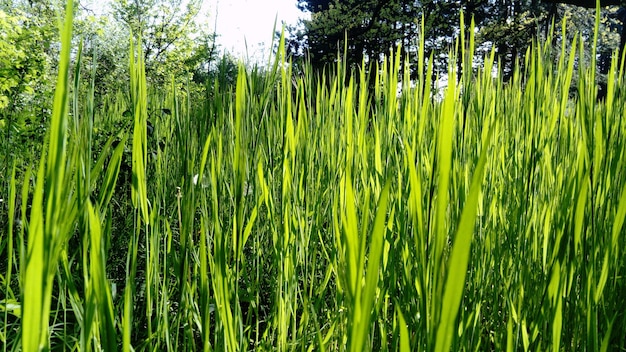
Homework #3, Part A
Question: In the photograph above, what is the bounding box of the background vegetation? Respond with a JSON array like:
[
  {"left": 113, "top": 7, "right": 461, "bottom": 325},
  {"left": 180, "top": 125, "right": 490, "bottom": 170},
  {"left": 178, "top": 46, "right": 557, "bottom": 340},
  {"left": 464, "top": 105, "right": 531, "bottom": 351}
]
[
  {"left": 1, "top": 0, "right": 626, "bottom": 351},
  {"left": 288, "top": 0, "right": 626, "bottom": 76}
]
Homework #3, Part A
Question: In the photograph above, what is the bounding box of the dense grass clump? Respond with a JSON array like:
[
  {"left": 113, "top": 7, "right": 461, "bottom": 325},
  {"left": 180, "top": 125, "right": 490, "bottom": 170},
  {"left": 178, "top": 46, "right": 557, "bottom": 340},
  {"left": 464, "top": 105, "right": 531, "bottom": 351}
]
[{"left": 1, "top": 3, "right": 626, "bottom": 351}]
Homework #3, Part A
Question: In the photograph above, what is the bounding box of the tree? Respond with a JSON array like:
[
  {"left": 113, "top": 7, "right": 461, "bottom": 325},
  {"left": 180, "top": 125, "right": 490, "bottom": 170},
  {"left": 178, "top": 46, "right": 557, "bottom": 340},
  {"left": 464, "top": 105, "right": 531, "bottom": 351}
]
[
  {"left": 298, "top": 0, "right": 412, "bottom": 67},
  {"left": 290, "top": 0, "right": 535, "bottom": 75},
  {"left": 291, "top": 0, "right": 625, "bottom": 83},
  {"left": 72, "top": 12, "right": 132, "bottom": 98},
  {"left": 0, "top": 0, "right": 60, "bottom": 170},
  {"left": 543, "top": 0, "right": 623, "bottom": 6},
  {"left": 288, "top": 0, "right": 464, "bottom": 75},
  {"left": 0, "top": 0, "right": 59, "bottom": 113},
  {"left": 0, "top": 9, "right": 35, "bottom": 111},
  {"left": 474, "top": 1, "right": 625, "bottom": 80},
  {"left": 543, "top": 0, "right": 626, "bottom": 58},
  {"left": 111, "top": 0, "right": 210, "bottom": 85},
  {"left": 476, "top": 1, "right": 555, "bottom": 78}
]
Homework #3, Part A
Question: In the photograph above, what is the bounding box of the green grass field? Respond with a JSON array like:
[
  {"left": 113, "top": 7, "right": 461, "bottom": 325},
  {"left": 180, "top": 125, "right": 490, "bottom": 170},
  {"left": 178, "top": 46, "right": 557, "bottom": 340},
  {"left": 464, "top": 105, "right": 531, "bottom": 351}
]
[{"left": 1, "top": 2, "right": 626, "bottom": 351}]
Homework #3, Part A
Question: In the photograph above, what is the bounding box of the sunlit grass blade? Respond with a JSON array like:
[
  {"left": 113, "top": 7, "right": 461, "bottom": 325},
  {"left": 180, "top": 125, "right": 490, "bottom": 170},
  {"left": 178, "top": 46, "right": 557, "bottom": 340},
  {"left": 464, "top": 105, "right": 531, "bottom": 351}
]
[
  {"left": 21, "top": 0, "right": 73, "bottom": 349},
  {"left": 97, "top": 136, "right": 126, "bottom": 211},
  {"left": 396, "top": 305, "right": 411, "bottom": 352},
  {"left": 130, "top": 34, "right": 149, "bottom": 224},
  {"left": 435, "top": 124, "right": 493, "bottom": 352},
  {"left": 611, "top": 181, "right": 626, "bottom": 258},
  {"left": 87, "top": 201, "right": 117, "bottom": 351},
  {"left": 21, "top": 154, "right": 47, "bottom": 351},
  {"left": 430, "top": 57, "right": 457, "bottom": 346}
]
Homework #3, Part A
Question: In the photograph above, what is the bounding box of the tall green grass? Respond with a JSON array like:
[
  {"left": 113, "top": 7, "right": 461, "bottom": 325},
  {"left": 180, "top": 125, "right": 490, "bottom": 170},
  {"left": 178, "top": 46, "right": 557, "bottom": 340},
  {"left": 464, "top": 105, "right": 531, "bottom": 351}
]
[
  {"left": 1, "top": 3, "right": 626, "bottom": 351},
  {"left": 20, "top": 0, "right": 74, "bottom": 348}
]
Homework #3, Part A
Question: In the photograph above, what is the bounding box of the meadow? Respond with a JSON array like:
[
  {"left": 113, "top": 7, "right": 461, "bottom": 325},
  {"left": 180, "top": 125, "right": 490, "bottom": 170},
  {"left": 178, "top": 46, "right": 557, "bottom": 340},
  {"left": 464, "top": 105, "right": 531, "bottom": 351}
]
[{"left": 1, "top": 2, "right": 626, "bottom": 351}]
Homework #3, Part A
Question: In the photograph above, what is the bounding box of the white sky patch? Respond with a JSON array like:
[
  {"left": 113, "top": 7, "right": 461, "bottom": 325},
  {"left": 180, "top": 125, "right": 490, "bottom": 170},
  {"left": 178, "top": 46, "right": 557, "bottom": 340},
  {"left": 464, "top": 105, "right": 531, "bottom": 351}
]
[{"left": 204, "top": 0, "right": 306, "bottom": 63}]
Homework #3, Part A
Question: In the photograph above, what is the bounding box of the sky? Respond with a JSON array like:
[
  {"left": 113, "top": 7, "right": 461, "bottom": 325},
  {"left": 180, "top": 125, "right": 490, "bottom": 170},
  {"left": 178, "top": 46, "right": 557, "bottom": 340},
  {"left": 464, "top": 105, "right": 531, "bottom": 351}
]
[{"left": 203, "top": 0, "right": 307, "bottom": 62}]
